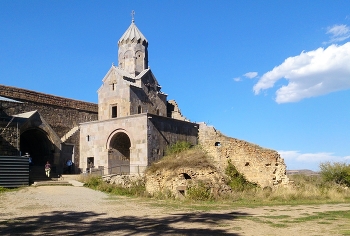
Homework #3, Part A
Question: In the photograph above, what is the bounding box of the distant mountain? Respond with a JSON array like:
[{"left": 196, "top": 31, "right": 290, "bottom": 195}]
[{"left": 287, "top": 169, "right": 319, "bottom": 176}]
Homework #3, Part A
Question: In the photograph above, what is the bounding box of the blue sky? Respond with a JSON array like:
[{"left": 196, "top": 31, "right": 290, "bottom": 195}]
[{"left": 1, "top": 1, "right": 349, "bottom": 171}]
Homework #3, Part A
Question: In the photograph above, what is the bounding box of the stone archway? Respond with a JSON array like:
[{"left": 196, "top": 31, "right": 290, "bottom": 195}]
[
  {"left": 20, "top": 128, "right": 54, "bottom": 166},
  {"left": 108, "top": 132, "right": 131, "bottom": 174}
]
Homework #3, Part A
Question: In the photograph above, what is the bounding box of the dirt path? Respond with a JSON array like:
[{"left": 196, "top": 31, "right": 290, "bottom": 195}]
[{"left": 0, "top": 186, "right": 349, "bottom": 235}]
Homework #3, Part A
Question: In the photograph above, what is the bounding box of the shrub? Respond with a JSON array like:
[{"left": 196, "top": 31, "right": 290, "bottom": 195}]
[
  {"left": 225, "top": 159, "right": 257, "bottom": 191},
  {"left": 319, "top": 162, "right": 350, "bottom": 187},
  {"left": 83, "top": 175, "right": 104, "bottom": 188},
  {"left": 186, "top": 182, "right": 212, "bottom": 201},
  {"left": 81, "top": 175, "right": 146, "bottom": 197},
  {"left": 165, "top": 141, "right": 192, "bottom": 155}
]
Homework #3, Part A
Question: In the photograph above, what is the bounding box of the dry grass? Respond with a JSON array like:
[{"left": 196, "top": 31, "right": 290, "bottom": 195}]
[
  {"left": 146, "top": 147, "right": 216, "bottom": 174},
  {"left": 226, "top": 174, "right": 350, "bottom": 205}
]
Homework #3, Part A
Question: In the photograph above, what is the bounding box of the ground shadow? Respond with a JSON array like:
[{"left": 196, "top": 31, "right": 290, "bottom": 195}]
[{"left": 0, "top": 210, "right": 250, "bottom": 235}]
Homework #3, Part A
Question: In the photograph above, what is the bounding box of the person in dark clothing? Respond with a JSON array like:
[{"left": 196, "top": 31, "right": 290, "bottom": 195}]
[{"left": 66, "top": 159, "right": 73, "bottom": 174}]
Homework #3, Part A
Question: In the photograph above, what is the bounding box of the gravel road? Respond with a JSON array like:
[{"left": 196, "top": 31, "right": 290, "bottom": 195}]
[{"left": 0, "top": 185, "right": 349, "bottom": 235}]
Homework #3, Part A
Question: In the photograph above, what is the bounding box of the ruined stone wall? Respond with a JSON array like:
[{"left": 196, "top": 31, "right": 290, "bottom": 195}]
[
  {"left": 145, "top": 166, "right": 231, "bottom": 198},
  {"left": 167, "top": 100, "right": 188, "bottom": 121},
  {"left": 198, "top": 123, "right": 289, "bottom": 188},
  {"left": 0, "top": 85, "right": 98, "bottom": 166}
]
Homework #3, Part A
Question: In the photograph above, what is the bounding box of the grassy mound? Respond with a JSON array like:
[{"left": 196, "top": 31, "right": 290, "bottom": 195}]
[
  {"left": 146, "top": 145, "right": 216, "bottom": 174},
  {"left": 78, "top": 142, "right": 350, "bottom": 204}
]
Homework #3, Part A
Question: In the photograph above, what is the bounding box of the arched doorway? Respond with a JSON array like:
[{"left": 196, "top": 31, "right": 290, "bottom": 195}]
[
  {"left": 108, "top": 132, "right": 131, "bottom": 174},
  {"left": 20, "top": 129, "right": 53, "bottom": 166}
]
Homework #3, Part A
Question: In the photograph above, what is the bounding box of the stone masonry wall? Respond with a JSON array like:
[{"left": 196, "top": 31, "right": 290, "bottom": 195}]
[
  {"left": 167, "top": 100, "right": 188, "bottom": 121},
  {"left": 148, "top": 115, "right": 198, "bottom": 164},
  {"left": 0, "top": 85, "right": 97, "bottom": 112},
  {"left": 198, "top": 123, "right": 289, "bottom": 188},
  {"left": 145, "top": 166, "right": 231, "bottom": 198},
  {"left": 0, "top": 85, "right": 98, "bottom": 166},
  {"left": 0, "top": 124, "right": 18, "bottom": 155}
]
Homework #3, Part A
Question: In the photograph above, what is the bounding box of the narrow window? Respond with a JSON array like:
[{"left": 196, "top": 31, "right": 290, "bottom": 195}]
[
  {"left": 138, "top": 105, "right": 142, "bottom": 114},
  {"left": 112, "top": 106, "right": 117, "bottom": 118},
  {"left": 156, "top": 109, "right": 159, "bottom": 115}
]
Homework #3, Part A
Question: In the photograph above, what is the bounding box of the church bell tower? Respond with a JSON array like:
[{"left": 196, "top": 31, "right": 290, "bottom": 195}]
[{"left": 118, "top": 11, "right": 148, "bottom": 76}]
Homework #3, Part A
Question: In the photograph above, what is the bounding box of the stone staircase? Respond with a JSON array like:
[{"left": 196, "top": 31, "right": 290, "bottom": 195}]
[
  {"left": 61, "top": 126, "right": 79, "bottom": 143},
  {"left": 30, "top": 166, "right": 84, "bottom": 186},
  {"left": 29, "top": 165, "right": 57, "bottom": 182}
]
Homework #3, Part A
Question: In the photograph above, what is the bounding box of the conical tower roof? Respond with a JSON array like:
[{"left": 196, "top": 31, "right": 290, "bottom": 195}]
[{"left": 118, "top": 20, "right": 148, "bottom": 46}]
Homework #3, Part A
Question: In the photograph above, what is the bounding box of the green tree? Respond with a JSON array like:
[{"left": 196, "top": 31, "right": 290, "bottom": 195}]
[{"left": 319, "top": 162, "right": 350, "bottom": 187}]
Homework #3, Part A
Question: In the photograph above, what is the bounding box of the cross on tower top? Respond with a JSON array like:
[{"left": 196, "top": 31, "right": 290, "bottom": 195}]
[{"left": 131, "top": 10, "right": 135, "bottom": 23}]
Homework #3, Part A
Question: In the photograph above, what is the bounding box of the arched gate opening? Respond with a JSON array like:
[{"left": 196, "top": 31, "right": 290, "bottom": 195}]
[
  {"left": 20, "top": 128, "right": 54, "bottom": 166},
  {"left": 20, "top": 128, "right": 55, "bottom": 181},
  {"left": 108, "top": 132, "right": 131, "bottom": 174}
]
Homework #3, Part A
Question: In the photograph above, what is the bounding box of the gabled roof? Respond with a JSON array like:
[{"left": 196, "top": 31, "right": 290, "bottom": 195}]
[
  {"left": 118, "top": 21, "right": 148, "bottom": 45},
  {"left": 135, "top": 68, "right": 150, "bottom": 80},
  {"left": 12, "top": 110, "right": 37, "bottom": 118},
  {"left": 99, "top": 65, "right": 160, "bottom": 94},
  {"left": 12, "top": 110, "right": 62, "bottom": 147},
  {"left": 101, "top": 65, "right": 151, "bottom": 83}
]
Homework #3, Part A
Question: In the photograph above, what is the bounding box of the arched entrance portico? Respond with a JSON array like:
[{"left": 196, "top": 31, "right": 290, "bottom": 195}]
[
  {"left": 108, "top": 131, "right": 131, "bottom": 174},
  {"left": 20, "top": 128, "right": 54, "bottom": 166}
]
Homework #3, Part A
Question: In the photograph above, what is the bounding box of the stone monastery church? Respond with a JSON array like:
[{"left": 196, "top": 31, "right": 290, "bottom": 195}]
[
  {"left": 79, "top": 18, "right": 198, "bottom": 175},
  {"left": 0, "top": 16, "right": 289, "bottom": 187}
]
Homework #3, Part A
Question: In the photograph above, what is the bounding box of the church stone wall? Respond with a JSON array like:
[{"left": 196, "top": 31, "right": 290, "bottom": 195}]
[
  {"left": 138, "top": 73, "right": 167, "bottom": 117},
  {"left": 80, "top": 114, "right": 149, "bottom": 174},
  {"left": 147, "top": 115, "right": 198, "bottom": 164},
  {"left": 98, "top": 69, "right": 132, "bottom": 120},
  {"left": 198, "top": 123, "right": 289, "bottom": 188},
  {"left": 80, "top": 114, "right": 199, "bottom": 174}
]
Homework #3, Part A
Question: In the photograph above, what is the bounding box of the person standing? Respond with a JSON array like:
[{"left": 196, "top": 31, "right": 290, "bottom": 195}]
[
  {"left": 45, "top": 161, "right": 51, "bottom": 177},
  {"left": 25, "top": 153, "right": 32, "bottom": 171},
  {"left": 66, "top": 159, "right": 73, "bottom": 174}
]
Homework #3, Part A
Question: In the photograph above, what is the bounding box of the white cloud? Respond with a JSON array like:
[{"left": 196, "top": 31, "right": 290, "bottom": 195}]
[
  {"left": 253, "top": 42, "right": 350, "bottom": 103},
  {"left": 326, "top": 24, "right": 350, "bottom": 43},
  {"left": 233, "top": 77, "right": 241, "bottom": 82},
  {"left": 278, "top": 150, "right": 350, "bottom": 170},
  {"left": 244, "top": 72, "right": 258, "bottom": 79}
]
